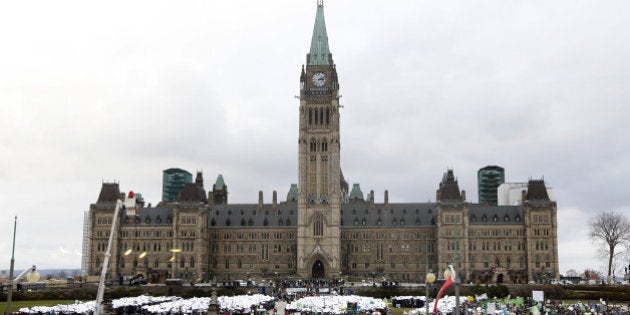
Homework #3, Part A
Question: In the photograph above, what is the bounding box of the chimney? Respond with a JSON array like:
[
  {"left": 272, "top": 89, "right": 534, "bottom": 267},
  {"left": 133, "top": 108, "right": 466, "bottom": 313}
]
[
  {"left": 258, "top": 191, "right": 263, "bottom": 208},
  {"left": 384, "top": 190, "right": 389, "bottom": 206},
  {"left": 461, "top": 190, "right": 466, "bottom": 202},
  {"left": 370, "top": 190, "right": 375, "bottom": 206},
  {"left": 273, "top": 191, "right": 277, "bottom": 208}
]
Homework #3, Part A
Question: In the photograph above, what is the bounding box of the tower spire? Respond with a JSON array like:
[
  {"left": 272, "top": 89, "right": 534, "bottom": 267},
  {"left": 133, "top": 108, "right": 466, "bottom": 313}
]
[{"left": 309, "top": 0, "right": 330, "bottom": 65}]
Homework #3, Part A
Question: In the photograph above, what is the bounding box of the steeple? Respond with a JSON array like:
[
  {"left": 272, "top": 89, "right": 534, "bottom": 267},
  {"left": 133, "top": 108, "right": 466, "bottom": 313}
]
[{"left": 309, "top": 0, "right": 330, "bottom": 65}]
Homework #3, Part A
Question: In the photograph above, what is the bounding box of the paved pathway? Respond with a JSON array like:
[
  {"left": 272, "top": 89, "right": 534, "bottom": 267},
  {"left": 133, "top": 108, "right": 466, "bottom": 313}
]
[{"left": 272, "top": 300, "right": 287, "bottom": 315}]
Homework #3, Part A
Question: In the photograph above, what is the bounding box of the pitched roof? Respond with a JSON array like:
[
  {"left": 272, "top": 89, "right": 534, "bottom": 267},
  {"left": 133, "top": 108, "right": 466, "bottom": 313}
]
[
  {"left": 348, "top": 183, "right": 365, "bottom": 202},
  {"left": 121, "top": 207, "right": 174, "bottom": 227},
  {"left": 526, "top": 180, "right": 550, "bottom": 201},
  {"left": 341, "top": 203, "right": 436, "bottom": 228},
  {"left": 214, "top": 174, "right": 225, "bottom": 190},
  {"left": 309, "top": 1, "right": 331, "bottom": 65},
  {"left": 437, "top": 169, "right": 462, "bottom": 202},
  {"left": 97, "top": 183, "right": 120, "bottom": 203},
  {"left": 209, "top": 204, "right": 298, "bottom": 228},
  {"left": 286, "top": 184, "right": 298, "bottom": 203},
  {"left": 179, "top": 182, "right": 207, "bottom": 202},
  {"left": 468, "top": 205, "right": 524, "bottom": 225}
]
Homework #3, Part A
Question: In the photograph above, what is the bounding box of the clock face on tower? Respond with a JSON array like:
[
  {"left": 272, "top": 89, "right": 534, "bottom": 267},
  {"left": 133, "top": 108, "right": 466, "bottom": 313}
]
[{"left": 312, "top": 72, "right": 326, "bottom": 86}]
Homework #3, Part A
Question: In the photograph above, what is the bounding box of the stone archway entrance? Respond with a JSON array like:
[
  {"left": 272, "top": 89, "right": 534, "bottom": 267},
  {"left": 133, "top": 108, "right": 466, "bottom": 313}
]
[
  {"left": 312, "top": 260, "right": 325, "bottom": 278},
  {"left": 497, "top": 273, "right": 504, "bottom": 284}
]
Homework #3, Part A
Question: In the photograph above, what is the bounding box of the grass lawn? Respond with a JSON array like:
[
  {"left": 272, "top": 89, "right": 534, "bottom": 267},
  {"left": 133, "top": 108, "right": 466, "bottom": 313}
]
[{"left": 0, "top": 300, "right": 83, "bottom": 313}]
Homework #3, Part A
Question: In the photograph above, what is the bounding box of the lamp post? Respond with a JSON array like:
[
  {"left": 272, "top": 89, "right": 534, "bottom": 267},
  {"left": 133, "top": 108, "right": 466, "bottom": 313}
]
[{"left": 425, "top": 272, "right": 435, "bottom": 315}]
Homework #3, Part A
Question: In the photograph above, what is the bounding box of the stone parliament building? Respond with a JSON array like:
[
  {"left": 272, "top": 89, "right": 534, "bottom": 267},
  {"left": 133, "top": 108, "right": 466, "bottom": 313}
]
[{"left": 85, "top": 2, "right": 559, "bottom": 285}]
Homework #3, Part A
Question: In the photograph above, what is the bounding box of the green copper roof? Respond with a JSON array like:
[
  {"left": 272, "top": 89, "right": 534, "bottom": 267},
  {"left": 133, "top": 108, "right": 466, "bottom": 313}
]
[
  {"left": 286, "top": 184, "right": 298, "bottom": 202},
  {"left": 349, "top": 183, "right": 364, "bottom": 201},
  {"left": 309, "top": 1, "right": 330, "bottom": 65},
  {"left": 214, "top": 174, "right": 225, "bottom": 190}
]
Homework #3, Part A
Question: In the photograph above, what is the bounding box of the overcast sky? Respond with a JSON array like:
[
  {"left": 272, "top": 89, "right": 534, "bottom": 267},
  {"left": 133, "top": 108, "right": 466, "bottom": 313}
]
[{"left": 1, "top": 0, "right": 629, "bottom": 277}]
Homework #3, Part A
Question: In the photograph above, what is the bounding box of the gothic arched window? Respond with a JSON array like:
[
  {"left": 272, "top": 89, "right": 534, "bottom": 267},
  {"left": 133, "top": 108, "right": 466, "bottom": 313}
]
[{"left": 314, "top": 214, "right": 323, "bottom": 236}]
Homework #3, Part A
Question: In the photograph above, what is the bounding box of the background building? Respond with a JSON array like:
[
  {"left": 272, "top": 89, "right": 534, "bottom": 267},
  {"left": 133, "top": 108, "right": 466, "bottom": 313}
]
[
  {"left": 162, "top": 168, "right": 193, "bottom": 202},
  {"left": 477, "top": 165, "right": 505, "bottom": 206},
  {"left": 84, "top": 2, "right": 559, "bottom": 285}
]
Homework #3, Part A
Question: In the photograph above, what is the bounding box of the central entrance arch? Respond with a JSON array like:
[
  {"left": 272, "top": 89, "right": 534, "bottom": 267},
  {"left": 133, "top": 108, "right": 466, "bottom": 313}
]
[{"left": 312, "top": 260, "right": 325, "bottom": 278}]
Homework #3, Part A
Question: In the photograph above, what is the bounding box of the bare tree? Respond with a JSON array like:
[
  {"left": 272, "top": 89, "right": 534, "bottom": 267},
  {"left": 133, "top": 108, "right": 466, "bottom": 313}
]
[
  {"left": 589, "top": 211, "right": 630, "bottom": 283},
  {"left": 565, "top": 269, "right": 579, "bottom": 277}
]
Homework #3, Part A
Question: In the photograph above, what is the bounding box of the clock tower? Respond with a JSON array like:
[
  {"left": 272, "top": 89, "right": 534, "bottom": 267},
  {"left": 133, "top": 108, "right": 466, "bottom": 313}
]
[{"left": 296, "top": 0, "right": 342, "bottom": 278}]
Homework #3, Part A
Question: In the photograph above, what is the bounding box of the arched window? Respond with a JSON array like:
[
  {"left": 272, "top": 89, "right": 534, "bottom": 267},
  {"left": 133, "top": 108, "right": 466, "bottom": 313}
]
[
  {"left": 180, "top": 257, "right": 185, "bottom": 268},
  {"left": 535, "top": 255, "right": 541, "bottom": 267},
  {"left": 319, "top": 108, "right": 324, "bottom": 125},
  {"left": 237, "top": 259, "right": 242, "bottom": 269},
  {"left": 190, "top": 257, "right": 195, "bottom": 268},
  {"left": 314, "top": 214, "right": 323, "bottom": 236},
  {"left": 309, "top": 109, "right": 312, "bottom": 125},
  {"left": 225, "top": 258, "right": 230, "bottom": 269},
  {"left": 315, "top": 108, "right": 319, "bottom": 124},
  {"left": 326, "top": 108, "right": 330, "bottom": 125}
]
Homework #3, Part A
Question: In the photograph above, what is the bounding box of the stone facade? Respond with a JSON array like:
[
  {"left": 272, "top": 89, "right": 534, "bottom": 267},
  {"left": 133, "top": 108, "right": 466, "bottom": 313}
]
[{"left": 84, "top": 2, "right": 559, "bottom": 285}]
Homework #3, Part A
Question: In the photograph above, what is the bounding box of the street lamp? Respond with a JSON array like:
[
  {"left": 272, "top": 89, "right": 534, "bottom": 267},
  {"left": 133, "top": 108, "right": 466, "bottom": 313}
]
[{"left": 425, "top": 272, "right": 436, "bottom": 315}]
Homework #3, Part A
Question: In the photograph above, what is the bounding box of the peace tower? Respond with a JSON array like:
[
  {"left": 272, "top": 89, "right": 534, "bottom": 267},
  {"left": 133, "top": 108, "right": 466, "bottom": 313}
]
[{"left": 296, "top": 0, "right": 342, "bottom": 278}]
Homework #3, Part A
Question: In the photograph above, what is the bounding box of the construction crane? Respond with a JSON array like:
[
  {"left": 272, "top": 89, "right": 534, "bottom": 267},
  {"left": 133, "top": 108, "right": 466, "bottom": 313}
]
[{"left": 94, "top": 199, "right": 123, "bottom": 315}]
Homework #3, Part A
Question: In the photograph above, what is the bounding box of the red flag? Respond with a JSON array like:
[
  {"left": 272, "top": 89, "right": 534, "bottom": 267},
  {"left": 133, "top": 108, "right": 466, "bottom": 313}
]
[{"left": 433, "top": 266, "right": 456, "bottom": 314}]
